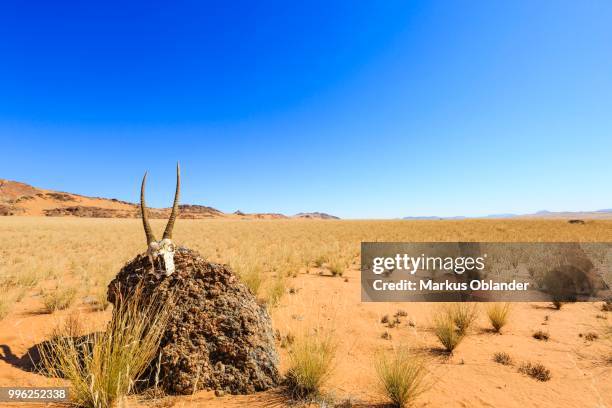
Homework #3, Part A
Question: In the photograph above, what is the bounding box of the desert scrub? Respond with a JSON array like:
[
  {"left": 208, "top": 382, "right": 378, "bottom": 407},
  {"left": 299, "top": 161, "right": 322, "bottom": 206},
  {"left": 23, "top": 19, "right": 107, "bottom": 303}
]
[
  {"left": 266, "top": 273, "right": 286, "bottom": 308},
  {"left": 532, "top": 330, "right": 549, "bottom": 341},
  {"left": 39, "top": 286, "right": 174, "bottom": 408},
  {"left": 0, "top": 290, "right": 14, "bottom": 320},
  {"left": 328, "top": 260, "right": 345, "bottom": 277},
  {"left": 486, "top": 303, "right": 511, "bottom": 333},
  {"left": 433, "top": 309, "right": 464, "bottom": 353},
  {"left": 239, "top": 264, "right": 263, "bottom": 297},
  {"left": 42, "top": 287, "right": 77, "bottom": 313},
  {"left": 493, "top": 352, "right": 513, "bottom": 366},
  {"left": 447, "top": 303, "right": 478, "bottom": 336},
  {"left": 285, "top": 330, "right": 337, "bottom": 399},
  {"left": 376, "top": 347, "right": 429, "bottom": 408},
  {"left": 518, "top": 362, "right": 551, "bottom": 381}
]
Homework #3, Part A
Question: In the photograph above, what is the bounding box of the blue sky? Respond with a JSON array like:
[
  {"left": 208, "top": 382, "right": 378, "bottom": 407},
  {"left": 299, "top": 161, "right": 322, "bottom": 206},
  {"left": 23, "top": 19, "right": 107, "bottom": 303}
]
[{"left": 1, "top": 1, "right": 611, "bottom": 218}]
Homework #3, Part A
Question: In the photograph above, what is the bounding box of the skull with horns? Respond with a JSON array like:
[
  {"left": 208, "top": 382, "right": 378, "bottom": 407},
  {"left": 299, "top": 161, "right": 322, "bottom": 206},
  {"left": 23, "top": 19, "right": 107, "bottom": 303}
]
[{"left": 140, "top": 163, "right": 180, "bottom": 277}]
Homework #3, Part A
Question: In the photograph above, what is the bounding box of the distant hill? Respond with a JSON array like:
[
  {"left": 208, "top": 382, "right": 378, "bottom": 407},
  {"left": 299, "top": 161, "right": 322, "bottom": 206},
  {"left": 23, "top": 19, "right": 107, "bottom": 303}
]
[
  {"left": 0, "top": 179, "right": 323, "bottom": 220},
  {"left": 403, "top": 209, "right": 612, "bottom": 220},
  {"left": 293, "top": 212, "right": 340, "bottom": 220}
]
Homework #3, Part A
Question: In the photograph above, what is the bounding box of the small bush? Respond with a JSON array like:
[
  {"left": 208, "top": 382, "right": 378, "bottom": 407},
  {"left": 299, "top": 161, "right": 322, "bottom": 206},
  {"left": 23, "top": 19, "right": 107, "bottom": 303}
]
[
  {"left": 519, "top": 362, "right": 551, "bottom": 381},
  {"left": 312, "top": 255, "right": 327, "bottom": 268},
  {"left": 285, "top": 330, "right": 337, "bottom": 399},
  {"left": 376, "top": 348, "right": 429, "bottom": 408},
  {"left": 39, "top": 286, "right": 174, "bottom": 408},
  {"left": 433, "top": 311, "right": 464, "bottom": 353},
  {"left": 532, "top": 330, "right": 549, "bottom": 341},
  {"left": 493, "top": 352, "right": 513, "bottom": 366},
  {"left": 582, "top": 332, "right": 598, "bottom": 341},
  {"left": 486, "top": 303, "right": 511, "bottom": 333},
  {"left": 329, "top": 262, "right": 345, "bottom": 277},
  {"left": 42, "top": 287, "right": 77, "bottom": 313},
  {"left": 448, "top": 303, "right": 478, "bottom": 336}
]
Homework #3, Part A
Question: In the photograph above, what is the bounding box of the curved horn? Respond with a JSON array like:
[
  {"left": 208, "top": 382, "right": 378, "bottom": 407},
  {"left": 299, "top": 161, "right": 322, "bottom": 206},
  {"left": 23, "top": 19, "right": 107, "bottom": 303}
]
[
  {"left": 140, "top": 172, "right": 157, "bottom": 245},
  {"left": 162, "top": 163, "right": 180, "bottom": 240}
]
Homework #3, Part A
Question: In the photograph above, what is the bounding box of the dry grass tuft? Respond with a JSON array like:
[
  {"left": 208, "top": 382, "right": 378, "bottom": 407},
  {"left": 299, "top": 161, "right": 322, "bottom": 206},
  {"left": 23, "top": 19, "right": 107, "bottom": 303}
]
[
  {"left": 493, "top": 352, "right": 513, "bottom": 366},
  {"left": 285, "top": 329, "right": 337, "bottom": 400},
  {"left": 39, "top": 286, "right": 174, "bottom": 408},
  {"left": 448, "top": 303, "right": 478, "bottom": 336},
  {"left": 433, "top": 309, "right": 464, "bottom": 353},
  {"left": 42, "top": 287, "right": 78, "bottom": 313},
  {"left": 0, "top": 291, "right": 14, "bottom": 320},
  {"left": 375, "top": 347, "right": 429, "bottom": 408},
  {"left": 518, "top": 362, "right": 551, "bottom": 382},
  {"left": 486, "top": 303, "right": 511, "bottom": 333}
]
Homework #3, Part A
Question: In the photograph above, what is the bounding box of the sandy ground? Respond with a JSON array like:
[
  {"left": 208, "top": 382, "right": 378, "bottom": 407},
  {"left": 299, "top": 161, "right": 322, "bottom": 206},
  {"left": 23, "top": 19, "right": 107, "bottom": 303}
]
[
  {"left": 0, "top": 219, "right": 612, "bottom": 408},
  {"left": 1, "top": 263, "right": 610, "bottom": 408}
]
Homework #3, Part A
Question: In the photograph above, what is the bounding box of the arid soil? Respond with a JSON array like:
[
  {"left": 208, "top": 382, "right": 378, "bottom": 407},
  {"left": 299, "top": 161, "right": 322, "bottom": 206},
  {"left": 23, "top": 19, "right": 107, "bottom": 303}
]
[{"left": 0, "top": 218, "right": 610, "bottom": 407}]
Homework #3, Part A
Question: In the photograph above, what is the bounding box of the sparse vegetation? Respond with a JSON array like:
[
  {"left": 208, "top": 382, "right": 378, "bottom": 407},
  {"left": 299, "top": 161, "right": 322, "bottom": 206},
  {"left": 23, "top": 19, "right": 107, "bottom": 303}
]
[
  {"left": 448, "top": 303, "right": 478, "bottom": 336},
  {"left": 42, "top": 287, "right": 77, "bottom": 313},
  {"left": 376, "top": 347, "right": 429, "bottom": 408},
  {"left": 0, "top": 290, "right": 13, "bottom": 320},
  {"left": 433, "top": 309, "right": 464, "bottom": 353},
  {"left": 39, "top": 286, "right": 174, "bottom": 408},
  {"left": 328, "top": 260, "right": 345, "bottom": 277},
  {"left": 266, "top": 273, "right": 286, "bottom": 307},
  {"left": 486, "top": 303, "right": 511, "bottom": 333},
  {"left": 518, "top": 362, "right": 551, "bottom": 381},
  {"left": 532, "top": 330, "right": 549, "bottom": 341},
  {"left": 239, "top": 264, "right": 263, "bottom": 297},
  {"left": 285, "top": 329, "right": 337, "bottom": 399},
  {"left": 493, "top": 352, "right": 513, "bottom": 365}
]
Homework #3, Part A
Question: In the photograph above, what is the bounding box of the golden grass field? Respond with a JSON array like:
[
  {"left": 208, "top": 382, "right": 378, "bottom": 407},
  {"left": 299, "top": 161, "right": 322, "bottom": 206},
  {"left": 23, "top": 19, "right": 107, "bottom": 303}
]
[{"left": 0, "top": 217, "right": 611, "bottom": 407}]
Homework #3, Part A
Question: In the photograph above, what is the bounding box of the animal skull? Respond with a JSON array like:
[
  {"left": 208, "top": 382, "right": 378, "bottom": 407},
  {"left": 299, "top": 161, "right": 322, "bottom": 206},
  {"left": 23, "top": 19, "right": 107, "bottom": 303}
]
[
  {"left": 140, "top": 164, "right": 181, "bottom": 277},
  {"left": 147, "top": 239, "right": 176, "bottom": 277}
]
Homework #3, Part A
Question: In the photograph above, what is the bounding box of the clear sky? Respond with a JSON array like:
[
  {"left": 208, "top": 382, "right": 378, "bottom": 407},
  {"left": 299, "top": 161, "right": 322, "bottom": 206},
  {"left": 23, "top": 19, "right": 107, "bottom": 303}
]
[{"left": 1, "top": 1, "right": 611, "bottom": 218}]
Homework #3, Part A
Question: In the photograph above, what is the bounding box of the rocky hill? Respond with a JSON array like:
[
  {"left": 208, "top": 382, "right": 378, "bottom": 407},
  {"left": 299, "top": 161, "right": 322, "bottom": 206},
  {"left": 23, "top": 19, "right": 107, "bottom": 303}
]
[{"left": 0, "top": 179, "right": 337, "bottom": 220}]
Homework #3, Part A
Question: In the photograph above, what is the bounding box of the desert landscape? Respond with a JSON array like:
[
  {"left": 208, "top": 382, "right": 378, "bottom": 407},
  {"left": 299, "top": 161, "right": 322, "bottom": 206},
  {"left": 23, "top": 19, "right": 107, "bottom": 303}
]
[{"left": 1, "top": 214, "right": 611, "bottom": 407}]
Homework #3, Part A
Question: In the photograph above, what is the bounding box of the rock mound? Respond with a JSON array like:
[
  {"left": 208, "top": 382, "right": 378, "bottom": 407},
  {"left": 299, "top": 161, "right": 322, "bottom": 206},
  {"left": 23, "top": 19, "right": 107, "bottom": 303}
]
[{"left": 107, "top": 247, "right": 280, "bottom": 395}]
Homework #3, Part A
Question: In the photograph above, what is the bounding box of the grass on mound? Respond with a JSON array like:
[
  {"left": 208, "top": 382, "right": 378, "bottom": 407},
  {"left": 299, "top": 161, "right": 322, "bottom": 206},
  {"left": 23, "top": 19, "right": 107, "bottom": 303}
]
[
  {"left": 447, "top": 303, "right": 478, "bottom": 336},
  {"left": 376, "top": 347, "right": 429, "bottom": 408},
  {"left": 39, "top": 286, "right": 173, "bottom": 408},
  {"left": 285, "top": 329, "right": 337, "bottom": 400}
]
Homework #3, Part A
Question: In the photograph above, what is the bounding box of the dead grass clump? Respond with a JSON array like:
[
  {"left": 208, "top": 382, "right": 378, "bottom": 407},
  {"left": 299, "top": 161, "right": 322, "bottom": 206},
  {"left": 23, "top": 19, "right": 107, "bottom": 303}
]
[
  {"left": 532, "top": 330, "right": 549, "bottom": 341},
  {"left": 240, "top": 265, "right": 263, "bottom": 297},
  {"left": 42, "top": 287, "right": 77, "bottom": 313},
  {"left": 486, "top": 303, "right": 511, "bottom": 333},
  {"left": 493, "top": 352, "right": 513, "bottom": 366},
  {"left": 328, "top": 261, "right": 345, "bottom": 277},
  {"left": 266, "top": 274, "right": 286, "bottom": 308},
  {"left": 448, "top": 303, "right": 478, "bottom": 336},
  {"left": 518, "top": 362, "right": 551, "bottom": 382},
  {"left": 376, "top": 347, "right": 429, "bottom": 408},
  {"left": 433, "top": 310, "right": 464, "bottom": 353},
  {"left": 285, "top": 330, "right": 337, "bottom": 400},
  {"left": 0, "top": 291, "right": 14, "bottom": 320},
  {"left": 580, "top": 332, "right": 598, "bottom": 341},
  {"left": 39, "top": 286, "right": 173, "bottom": 408}
]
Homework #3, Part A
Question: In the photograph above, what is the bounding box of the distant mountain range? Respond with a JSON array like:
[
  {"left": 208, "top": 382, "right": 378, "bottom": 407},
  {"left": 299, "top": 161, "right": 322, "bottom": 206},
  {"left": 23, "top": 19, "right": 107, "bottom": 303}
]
[
  {"left": 0, "top": 179, "right": 340, "bottom": 220},
  {"left": 403, "top": 209, "right": 612, "bottom": 220}
]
